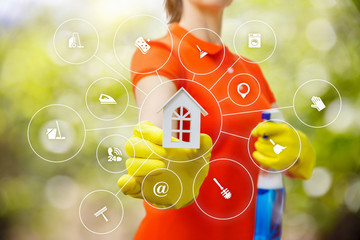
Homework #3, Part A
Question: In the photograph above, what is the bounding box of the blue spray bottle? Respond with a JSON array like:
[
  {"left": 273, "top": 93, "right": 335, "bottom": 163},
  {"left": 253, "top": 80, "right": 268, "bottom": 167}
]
[{"left": 254, "top": 110, "right": 285, "bottom": 240}]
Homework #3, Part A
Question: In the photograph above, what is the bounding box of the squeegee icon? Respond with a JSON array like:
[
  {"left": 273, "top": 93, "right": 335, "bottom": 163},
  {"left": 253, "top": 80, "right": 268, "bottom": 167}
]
[
  {"left": 99, "top": 94, "right": 117, "bottom": 105},
  {"left": 94, "top": 206, "right": 109, "bottom": 222}
]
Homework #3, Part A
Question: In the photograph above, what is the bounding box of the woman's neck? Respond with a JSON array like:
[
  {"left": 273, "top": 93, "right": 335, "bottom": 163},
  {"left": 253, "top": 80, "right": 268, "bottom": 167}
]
[{"left": 179, "top": 2, "right": 223, "bottom": 45}]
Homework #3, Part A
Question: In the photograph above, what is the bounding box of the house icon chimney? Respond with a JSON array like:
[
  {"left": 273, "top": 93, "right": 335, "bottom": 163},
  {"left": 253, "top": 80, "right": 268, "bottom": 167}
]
[{"left": 157, "top": 87, "right": 208, "bottom": 149}]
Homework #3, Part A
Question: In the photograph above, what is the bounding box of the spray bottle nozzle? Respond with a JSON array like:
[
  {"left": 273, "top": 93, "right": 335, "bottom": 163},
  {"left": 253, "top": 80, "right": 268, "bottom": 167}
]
[
  {"left": 261, "top": 111, "right": 271, "bottom": 139},
  {"left": 261, "top": 112, "right": 271, "bottom": 121}
]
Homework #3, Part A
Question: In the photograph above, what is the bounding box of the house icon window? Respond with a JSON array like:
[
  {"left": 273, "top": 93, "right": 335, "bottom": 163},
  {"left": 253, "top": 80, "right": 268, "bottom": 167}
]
[{"left": 158, "top": 87, "right": 208, "bottom": 149}]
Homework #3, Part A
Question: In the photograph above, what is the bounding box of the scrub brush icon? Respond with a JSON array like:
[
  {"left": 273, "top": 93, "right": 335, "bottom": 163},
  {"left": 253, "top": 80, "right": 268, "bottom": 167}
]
[{"left": 213, "top": 178, "right": 232, "bottom": 200}]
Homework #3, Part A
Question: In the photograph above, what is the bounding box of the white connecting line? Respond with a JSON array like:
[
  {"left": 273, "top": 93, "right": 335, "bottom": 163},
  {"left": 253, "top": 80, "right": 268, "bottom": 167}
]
[
  {"left": 218, "top": 96, "right": 229, "bottom": 103},
  {"left": 128, "top": 104, "right": 140, "bottom": 110},
  {"left": 222, "top": 106, "right": 294, "bottom": 117},
  {"left": 156, "top": 71, "right": 164, "bottom": 83},
  {"left": 86, "top": 124, "right": 137, "bottom": 132},
  {"left": 192, "top": 73, "right": 196, "bottom": 81},
  {"left": 209, "top": 56, "right": 241, "bottom": 91},
  {"left": 221, "top": 131, "right": 249, "bottom": 140},
  {"left": 115, "top": 154, "right": 152, "bottom": 196},
  {"left": 94, "top": 55, "right": 147, "bottom": 96}
]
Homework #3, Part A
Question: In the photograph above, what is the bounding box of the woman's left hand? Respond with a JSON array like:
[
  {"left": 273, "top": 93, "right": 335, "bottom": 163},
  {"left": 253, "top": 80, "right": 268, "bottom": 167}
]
[{"left": 251, "top": 122, "right": 315, "bottom": 179}]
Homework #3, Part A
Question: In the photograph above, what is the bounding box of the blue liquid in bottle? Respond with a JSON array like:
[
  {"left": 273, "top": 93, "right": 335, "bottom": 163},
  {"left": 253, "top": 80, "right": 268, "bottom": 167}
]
[
  {"left": 254, "top": 185, "right": 285, "bottom": 240},
  {"left": 254, "top": 110, "right": 285, "bottom": 240}
]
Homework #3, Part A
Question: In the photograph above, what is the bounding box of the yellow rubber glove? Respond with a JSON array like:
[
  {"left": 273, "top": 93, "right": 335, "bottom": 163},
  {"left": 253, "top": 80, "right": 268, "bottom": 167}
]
[
  {"left": 251, "top": 122, "right": 315, "bottom": 179},
  {"left": 118, "top": 121, "right": 213, "bottom": 209}
]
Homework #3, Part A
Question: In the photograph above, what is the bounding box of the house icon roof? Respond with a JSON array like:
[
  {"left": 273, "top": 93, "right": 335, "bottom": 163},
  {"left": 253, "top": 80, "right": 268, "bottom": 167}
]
[{"left": 157, "top": 87, "right": 208, "bottom": 116}]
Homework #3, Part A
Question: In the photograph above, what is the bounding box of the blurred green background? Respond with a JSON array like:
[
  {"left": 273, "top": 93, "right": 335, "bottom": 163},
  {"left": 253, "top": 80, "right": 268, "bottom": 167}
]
[{"left": 0, "top": 0, "right": 359, "bottom": 239}]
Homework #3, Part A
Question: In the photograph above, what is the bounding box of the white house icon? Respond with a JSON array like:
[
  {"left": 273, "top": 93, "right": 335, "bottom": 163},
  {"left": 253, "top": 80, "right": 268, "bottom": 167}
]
[{"left": 158, "top": 87, "right": 208, "bottom": 149}]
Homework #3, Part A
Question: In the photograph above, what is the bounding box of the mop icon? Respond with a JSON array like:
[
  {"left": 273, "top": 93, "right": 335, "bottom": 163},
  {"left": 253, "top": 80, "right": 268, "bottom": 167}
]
[
  {"left": 94, "top": 206, "right": 109, "bottom": 222},
  {"left": 46, "top": 121, "right": 66, "bottom": 140},
  {"left": 213, "top": 178, "right": 232, "bottom": 200}
]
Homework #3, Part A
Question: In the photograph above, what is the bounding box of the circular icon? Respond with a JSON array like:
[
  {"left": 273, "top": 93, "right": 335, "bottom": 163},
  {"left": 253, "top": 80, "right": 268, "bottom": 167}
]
[
  {"left": 138, "top": 79, "right": 222, "bottom": 162},
  {"left": 293, "top": 79, "right": 342, "bottom": 128},
  {"left": 233, "top": 20, "right": 277, "bottom": 63},
  {"left": 96, "top": 134, "right": 133, "bottom": 174},
  {"left": 113, "top": 14, "right": 173, "bottom": 74},
  {"left": 227, "top": 73, "right": 261, "bottom": 106},
  {"left": 193, "top": 159, "right": 254, "bottom": 220},
  {"left": 142, "top": 168, "right": 183, "bottom": 210},
  {"left": 53, "top": 18, "right": 99, "bottom": 64},
  {"left": 79, "top": 190, "right": 124, "bottom": 235},
  {"left": 153, "top": 181, "right": 169, "bottom": 197},
  {"left": 27, "top": 104, "right": 86, "bottom": 163},
  {"left": 237, "top": 83, "right": 250, "bottom": 99},
  {"left": 85, "top": 77, "right": 129, "bottom": 121},
  {"left": 247, "top": 119, "right": 301, "bottom": 173},
  {"left": 178, "top": 28, "right": 225, "bottom": 75}
]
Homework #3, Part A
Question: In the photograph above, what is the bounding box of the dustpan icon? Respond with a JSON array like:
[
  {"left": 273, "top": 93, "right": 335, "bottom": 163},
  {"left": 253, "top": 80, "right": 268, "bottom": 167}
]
[
  {"left": 270, "top": 139, "right": 286, "bottom": 154},
  {"left": 196, "top": 45, "right": 208, "bottom": 59},
  {"left": 99, "top": 94, "right": 117, "bottom": 104}
]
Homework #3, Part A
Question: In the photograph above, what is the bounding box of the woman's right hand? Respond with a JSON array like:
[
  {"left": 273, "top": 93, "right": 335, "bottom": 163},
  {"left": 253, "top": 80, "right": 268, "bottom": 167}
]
[{"left": 117, "top": 121, "right": 213, "bottom": 209}]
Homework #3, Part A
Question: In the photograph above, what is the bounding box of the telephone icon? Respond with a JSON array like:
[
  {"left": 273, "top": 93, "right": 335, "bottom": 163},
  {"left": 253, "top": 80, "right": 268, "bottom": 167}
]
[{"left": 107, "top": 147, "right": 122, "bottom": 162}]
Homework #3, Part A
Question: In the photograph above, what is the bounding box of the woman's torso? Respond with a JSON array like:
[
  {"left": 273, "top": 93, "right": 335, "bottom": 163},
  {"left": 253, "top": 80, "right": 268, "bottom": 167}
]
[{"left": 131, "top": 23, "right": 275, "bottom": 240}]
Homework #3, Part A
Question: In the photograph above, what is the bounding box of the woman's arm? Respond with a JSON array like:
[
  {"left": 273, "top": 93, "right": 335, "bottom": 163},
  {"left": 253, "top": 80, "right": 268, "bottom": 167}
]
[
  {"left": 118, "top": 77, "right": 213, "bottom": 208},
  {"left": 135, "top": 75, "right": 177, "bottom": 128}
]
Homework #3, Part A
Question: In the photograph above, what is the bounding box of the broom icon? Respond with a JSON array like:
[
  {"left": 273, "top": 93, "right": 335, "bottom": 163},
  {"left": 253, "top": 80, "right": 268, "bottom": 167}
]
[
  {"left": 196, "top": 45, "right": 208, "bottom": 59},
  {"left": 213, "top": 178, "right": 232, "bottom": 200}
]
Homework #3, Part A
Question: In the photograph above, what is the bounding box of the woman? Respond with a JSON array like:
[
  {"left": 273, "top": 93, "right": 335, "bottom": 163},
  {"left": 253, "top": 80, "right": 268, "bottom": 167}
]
[{"left": 118, "top": 0, "right": 315, "bottom": 239}]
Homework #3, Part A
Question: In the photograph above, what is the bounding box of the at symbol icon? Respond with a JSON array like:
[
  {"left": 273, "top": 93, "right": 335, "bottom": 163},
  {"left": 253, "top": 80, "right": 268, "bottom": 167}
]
[{"left": 153, "top": 181, "right": 169, "bottom": 197}]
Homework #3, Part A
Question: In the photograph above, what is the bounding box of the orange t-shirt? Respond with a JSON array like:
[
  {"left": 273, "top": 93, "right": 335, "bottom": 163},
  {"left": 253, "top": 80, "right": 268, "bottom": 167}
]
[{"left": 130, "top": 23, "right": 276, "bottom": 240}]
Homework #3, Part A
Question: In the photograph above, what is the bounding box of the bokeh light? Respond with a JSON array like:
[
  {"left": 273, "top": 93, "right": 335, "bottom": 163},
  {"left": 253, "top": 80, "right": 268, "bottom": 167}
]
[
  {"left": 303, "top": 167, "right": 332, "bottom": 198},
  {"left": 306, "top": 18, "right": 337, "bottom": 51},
  {"left": 45, "top": 176, "right": 79, "bottom": 209},
  {"left": 0, "top": 0, "right": 359, "bottom": 239},
  {"left": 345, "top": 179, "right": 360, "bottom": 213}
]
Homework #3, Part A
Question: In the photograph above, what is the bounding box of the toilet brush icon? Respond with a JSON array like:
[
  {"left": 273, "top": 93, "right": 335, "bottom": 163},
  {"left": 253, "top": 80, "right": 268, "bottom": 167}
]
[{"left": 213, "top": 178, "right": 232, "bottom": 200}]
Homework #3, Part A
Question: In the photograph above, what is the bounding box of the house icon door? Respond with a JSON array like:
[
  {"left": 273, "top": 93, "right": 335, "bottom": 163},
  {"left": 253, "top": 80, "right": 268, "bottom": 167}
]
[{"left": 158, "top": 87, "right": 208, "bottom": 149}]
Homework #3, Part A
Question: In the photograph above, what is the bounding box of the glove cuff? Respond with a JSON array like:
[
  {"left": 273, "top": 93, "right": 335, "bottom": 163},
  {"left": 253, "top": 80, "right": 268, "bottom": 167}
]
[{"left": 285, "top": 130, "right": 315, "bottom": 180}]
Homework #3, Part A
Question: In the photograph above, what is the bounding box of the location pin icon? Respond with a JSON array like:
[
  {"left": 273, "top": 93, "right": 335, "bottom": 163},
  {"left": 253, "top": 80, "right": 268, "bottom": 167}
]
[{"left": 237, "top": 83, "right": 250, "bottom": 99}]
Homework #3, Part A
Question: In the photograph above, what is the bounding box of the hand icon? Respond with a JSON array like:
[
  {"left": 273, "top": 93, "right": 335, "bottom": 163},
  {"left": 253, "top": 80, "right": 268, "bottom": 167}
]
[{"left": 311, "top": 96, "right": 326, "bottom": 112}]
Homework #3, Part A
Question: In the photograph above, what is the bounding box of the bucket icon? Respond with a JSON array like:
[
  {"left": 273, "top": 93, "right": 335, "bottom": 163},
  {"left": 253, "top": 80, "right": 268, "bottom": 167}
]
[
  {"left": 46, "top": 128, "right": 57, "bottom": 139},
  {"left": 46, "top": 121, "right": 66, "bottom": 140}
]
